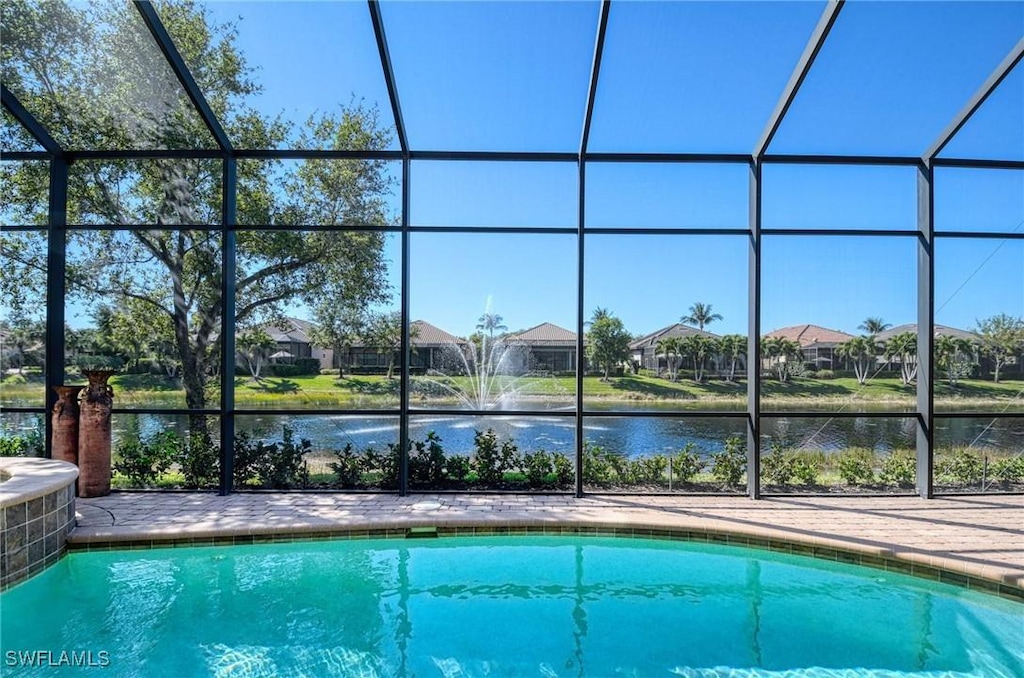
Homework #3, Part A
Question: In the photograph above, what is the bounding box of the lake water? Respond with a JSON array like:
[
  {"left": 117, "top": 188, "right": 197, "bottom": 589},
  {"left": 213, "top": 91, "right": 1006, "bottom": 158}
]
[
  {"left": 3, "top": 408, "right": 1020, "bottom": 458},
  {"left": 113, "top": 411, "right": 1023, "bottom": 458}
]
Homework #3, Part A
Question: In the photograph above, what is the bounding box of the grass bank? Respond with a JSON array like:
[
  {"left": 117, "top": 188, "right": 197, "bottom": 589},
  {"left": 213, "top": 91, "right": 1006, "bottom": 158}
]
[{"left": 2, "top": 371, "right": 1022, "bottom": 411}]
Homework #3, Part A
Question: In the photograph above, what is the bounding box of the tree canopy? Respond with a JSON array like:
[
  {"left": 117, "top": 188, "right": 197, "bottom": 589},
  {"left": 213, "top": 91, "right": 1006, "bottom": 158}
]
[
  {"left": 681, "top": 302, "right": 723, "bottom": 332},
  {"left": 586, "top": 310, "right": 631, "bottom": 381},
  {"left": 0, "top": 1, "right": 398, "bottom": 422}
]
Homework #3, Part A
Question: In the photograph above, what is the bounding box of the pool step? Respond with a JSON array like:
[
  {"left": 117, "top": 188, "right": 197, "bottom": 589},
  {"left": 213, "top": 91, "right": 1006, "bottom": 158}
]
[{"left": 405, "top": 526, "right": 439, "bottom": 539}]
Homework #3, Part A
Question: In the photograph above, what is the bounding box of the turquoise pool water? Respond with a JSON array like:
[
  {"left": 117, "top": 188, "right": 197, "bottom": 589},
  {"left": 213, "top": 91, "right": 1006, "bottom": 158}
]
[{"left": 2, "top": 537, "right": 1021, "bottom": 677}]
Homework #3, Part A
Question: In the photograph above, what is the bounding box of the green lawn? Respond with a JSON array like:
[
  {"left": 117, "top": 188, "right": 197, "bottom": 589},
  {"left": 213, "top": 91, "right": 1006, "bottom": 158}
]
[{"left": 2, "top": 370, "right": 1022, "bottom": 410}]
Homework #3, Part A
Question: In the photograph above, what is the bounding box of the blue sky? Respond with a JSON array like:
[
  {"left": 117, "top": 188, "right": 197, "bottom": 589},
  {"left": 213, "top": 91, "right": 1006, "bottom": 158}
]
[{"left": 58, "top": 2, "right": 1024, "bottom": 337}]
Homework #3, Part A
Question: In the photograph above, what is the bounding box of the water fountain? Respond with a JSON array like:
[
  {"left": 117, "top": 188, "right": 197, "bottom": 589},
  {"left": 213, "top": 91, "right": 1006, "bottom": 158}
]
[
  {"left": 415, "top": 331, "right": 532, "bottom": 410},
  {"left": 409, "top": 301, "right": 577, "bottom": 411}
]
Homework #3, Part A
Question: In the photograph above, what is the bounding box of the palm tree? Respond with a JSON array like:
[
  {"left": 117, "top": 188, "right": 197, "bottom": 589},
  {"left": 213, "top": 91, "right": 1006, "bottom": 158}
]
[
  {"left": 476, "top": 312, "right": 507, "bottom": 339},
  {"left": 837, "top": 336, "right": 879, "bottom": 386},
  {"left": 681, "top": 302, "right": 723, "bottom": 332},
  {"left": 761, "top": 336, "right": 803, "bottom": 382},
  {"left": 655, "top": 336, "right": 681, "bottom": 381},
  {"left": 719, "top": 334, "right": 747, "bottom": 382},
  {"left": 883, "top": 332, "right": 917, "bottom": 385},
  {"left": 680, "top": 335, "right": 716, "bottom": 383},
  {"left": 935, "top": 334, "right": 975, "bottom": 386},
  {"left": 586, "top": 307, "right": 611, "bottom": 328},
  {"left": 858, "top": 317, "right": 891, "bottom": 337},
  {"left": 237, "top": 328, "right": 275, "bottom": 381}
]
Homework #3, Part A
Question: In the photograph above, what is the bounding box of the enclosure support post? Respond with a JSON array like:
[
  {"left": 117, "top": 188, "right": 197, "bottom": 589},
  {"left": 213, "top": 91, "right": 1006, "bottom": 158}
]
[
  {"left": 915, "top": 163, "right": 935, "bottom": 499},
  {"left": 575, "top": 161, "right": 586, "bottom": 498},
  {"left": 747, "top": 159, "right": 762, "bottom": 499},
  {"left": 398, "top": 158, "right": 411, "bottom": 496},
  {"left": 219, "top": 157, "right": 237, "bottom": 495},
  {"left": 45, "top": 157, "right": 69, "bottom": 459}
]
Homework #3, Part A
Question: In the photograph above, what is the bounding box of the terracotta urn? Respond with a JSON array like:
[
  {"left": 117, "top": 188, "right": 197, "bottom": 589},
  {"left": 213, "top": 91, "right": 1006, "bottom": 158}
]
[
  {"left": 78, "top": 370, "right": 115, "bottom": 498},
  {"left": 51, "top": 385, "right": 85, "bottom": 465}
]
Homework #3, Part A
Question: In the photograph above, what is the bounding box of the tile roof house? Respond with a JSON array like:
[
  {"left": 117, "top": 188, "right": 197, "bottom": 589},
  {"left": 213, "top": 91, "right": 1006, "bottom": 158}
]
[
  {"left": 410, "top": 320, "right": 469, "bottom": 371},
  {"left": 504, "top": 322, "right": 578, "bottom": 373},
  {"left": 255, "top": 317, "right": 332, "bottom": 368},
  {"left": 875, "top": 323, "right": 979, "bottom": 343},
  {"left": 764, "top": 324, "right": 856, "bottom": 368},
  {"left": 629, "top": 323, "right": 720, "bottom": 372},
  {"left": 345, "top": 319, "right": 468, "bottom": 372},
  {"left": 874, "top": 323, "right": 996, "bottom": 378}
]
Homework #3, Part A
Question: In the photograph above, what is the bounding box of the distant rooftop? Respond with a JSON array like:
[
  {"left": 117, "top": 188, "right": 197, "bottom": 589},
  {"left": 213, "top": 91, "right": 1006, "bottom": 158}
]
[
  {"left": 630, "top": 323, "right": 719, "bottom": 351},
  {"left": 765, "top": 324, "right": 856, "bottom": 347},
  {"left": 876, "top": 323, "right": 978, "bottom": 342},
  {"left": 506, "top": 322, "right": 577, "bottom": 346},
  {"left": 411, "top": 320, "right": 466, "bottom": 347}
]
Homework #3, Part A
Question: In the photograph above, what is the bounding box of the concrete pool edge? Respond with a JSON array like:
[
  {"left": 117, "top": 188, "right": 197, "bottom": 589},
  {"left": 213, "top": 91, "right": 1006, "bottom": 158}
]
[{"left": 65, "top": 512, "right": 1024, "bottom": 603}]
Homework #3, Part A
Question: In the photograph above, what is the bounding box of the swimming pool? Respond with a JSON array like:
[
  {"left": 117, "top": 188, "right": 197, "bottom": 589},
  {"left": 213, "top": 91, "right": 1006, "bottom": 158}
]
[{"left": 2, "top": 536, "right": 1021, "bottom": 677}]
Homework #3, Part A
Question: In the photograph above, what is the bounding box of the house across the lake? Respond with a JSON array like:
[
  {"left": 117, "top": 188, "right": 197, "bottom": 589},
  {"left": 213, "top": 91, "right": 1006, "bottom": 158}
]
[
  {"left": 251, "top": 318, "right": 333, "bottom": 370},
  {"left": 875, "top": 323, "right": 979, "bottom": 343},
  {"left": 340, "top": 320, "right": 469, "bottom": 372},
  {"left": 763, "top": 324, "right": 856, "bottom": 369},
  {"left": 504, "top": 322, "right": 578, "bottom": 373},
  {"left": 629, "top": 323, "right": 720, "bottom": 373}
]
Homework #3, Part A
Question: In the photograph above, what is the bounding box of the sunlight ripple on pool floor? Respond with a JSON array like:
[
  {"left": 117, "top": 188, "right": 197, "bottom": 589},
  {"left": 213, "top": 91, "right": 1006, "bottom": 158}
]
[{"left": 2, "top": 537, "right": 1021, "bottom": 677}]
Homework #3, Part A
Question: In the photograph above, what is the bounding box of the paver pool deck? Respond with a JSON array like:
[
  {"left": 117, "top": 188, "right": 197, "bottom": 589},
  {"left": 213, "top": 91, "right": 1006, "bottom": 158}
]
[{"left": 72, "top": 492, "right": 1024, "bottom": 596}]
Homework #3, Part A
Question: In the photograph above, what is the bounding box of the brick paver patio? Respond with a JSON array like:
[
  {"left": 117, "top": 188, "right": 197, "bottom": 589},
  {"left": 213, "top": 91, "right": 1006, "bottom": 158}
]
[{"left": 72, "top": 492, "right": 1024, "bottom": 593}]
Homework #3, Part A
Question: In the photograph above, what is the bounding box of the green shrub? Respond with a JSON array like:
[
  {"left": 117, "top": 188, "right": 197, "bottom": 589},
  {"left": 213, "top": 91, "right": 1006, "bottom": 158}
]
[
  {"left": 630, "top": 454, "right": 667, "bottom": 485},
  {"left": 233, "top": 431, "right": 274, "bottom": 487},
  {"left": 670, "top": 444, "right": 704, "bottom": 484},
  {"left": 179, "top": 430, "right": 220, "bottom": 489},
  {"left": 0, "top": 421, "right": 44, "bottom": 457},
  {"left": 879, "top": 451, "right": 916, "bottom": 488},
  {"left": 446, "top": 455, "right": 471, "bottom": 483},
  {"left": 606, "top": 452, "right": 631, "bottom": 484},
  {"left": 473, "top": 429, "right": 520, "bottom": 485},
  {"left": 368, "top": 445, "right": 400, "bottom": 489},
  {"left": 837, "top": 449, "right": 876, "bottom": 485},
  {"left": 0, "top": 436, "right": 27, "bottom": 457},
  {"left": 711, "top": 436, "right": 746, "bottom": 488},
  {"left": 936, "top": 449, "right": 983, "bottom": 486},
  {"left": 793, "top": 456, "right": 821, "bottom": 486},
  {"left": 113, "top": 431, "right": 178, "bottom": 487},
  {"left": 409, "top": 431, "right": 447, "bottom": 487},
  {"left": 552, "top": 453, "right": 574, "bottom": 488},
  {"left": 761, "top": 445, "right": 796, "bottom": 486},
  {"left": 523, "top": 450, "right": 554, "bottom": 487},
  {"left": 330, "top": 443, "right": 363, "bottom": 488},
  {"left": 990, "top": 456, "right": 1024, "bottom": 484},
  {"left": 294, "top": 358, "right": 322, "bottom": 375},
  {"left": 814, "top": 369, "right": 835, "bottom": 379},
  {"left": 235, "top": 426, "right": 309, "bottom": 489},
  {"left": 582, "top": 441, "right": 614, "bottom": 485},
  {"left": 267, "top": 364, "right": 301, "bottom": 377}
]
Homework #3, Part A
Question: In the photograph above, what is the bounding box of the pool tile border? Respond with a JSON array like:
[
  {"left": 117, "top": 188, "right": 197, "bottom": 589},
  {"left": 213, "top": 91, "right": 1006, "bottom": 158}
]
[
  {"left": 65, "top": 524, "right": 1024, "bottom": 603},
  {"left": 1, "top": 460, "right": 78, "bottom": 591}
]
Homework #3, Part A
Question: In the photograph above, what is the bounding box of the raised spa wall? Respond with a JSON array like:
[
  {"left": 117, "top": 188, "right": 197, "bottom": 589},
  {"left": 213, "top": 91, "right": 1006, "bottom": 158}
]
[{"left": 1, "top": 458, "right": 78, "bottom": 590}]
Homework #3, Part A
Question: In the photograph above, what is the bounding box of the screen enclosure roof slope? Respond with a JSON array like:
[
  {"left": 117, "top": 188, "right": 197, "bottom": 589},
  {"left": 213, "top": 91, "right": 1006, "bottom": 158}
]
[{"left": 2, "top": 0, "right": 1022, "bottom": 162}]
